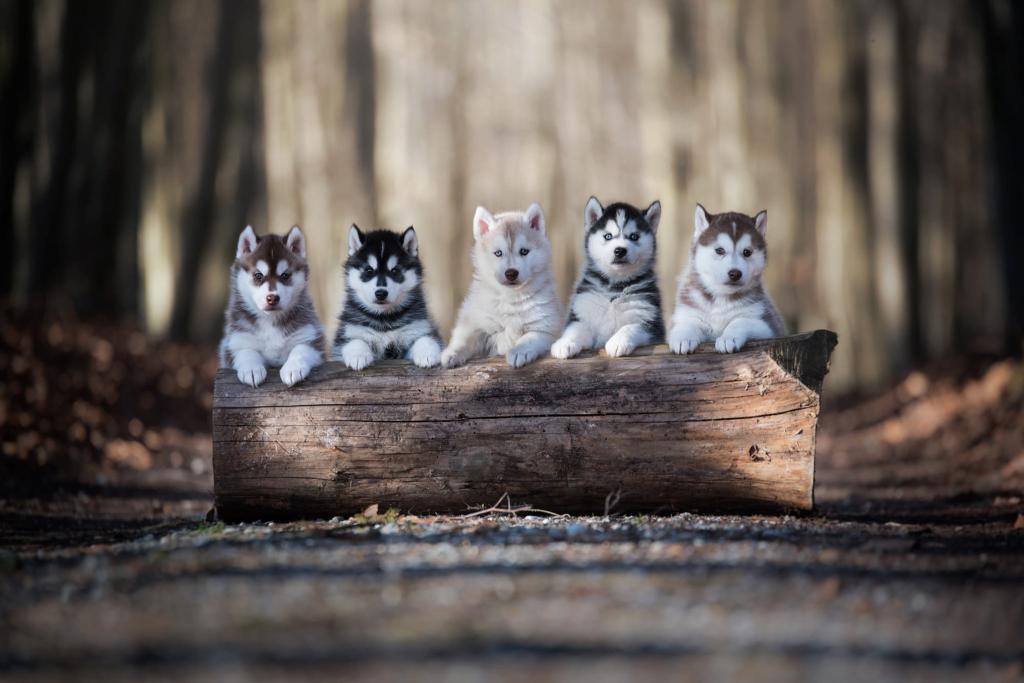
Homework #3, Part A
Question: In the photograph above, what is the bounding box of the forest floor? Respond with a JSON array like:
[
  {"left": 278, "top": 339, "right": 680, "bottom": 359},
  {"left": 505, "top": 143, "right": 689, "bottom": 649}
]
[{"left": 1, "top": 312, "right": 1023, "bottom": 682}]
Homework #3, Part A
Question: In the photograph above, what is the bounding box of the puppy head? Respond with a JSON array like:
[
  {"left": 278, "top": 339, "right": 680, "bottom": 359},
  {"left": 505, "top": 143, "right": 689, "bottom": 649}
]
[
  {"left": 583, "top": 197, "right": 660, "bottom": 282},
  {"left": 345, "top": 225, "right": 422, "bottom": 313},
  {"left": 472, "top": 202, "right": 552, "bottom": 289},
  {"left": 691, "top": 204, "right": 768, "bottom": 295},
  {"left": 234, "top": 225, "right": 309, "bottom": 315}
]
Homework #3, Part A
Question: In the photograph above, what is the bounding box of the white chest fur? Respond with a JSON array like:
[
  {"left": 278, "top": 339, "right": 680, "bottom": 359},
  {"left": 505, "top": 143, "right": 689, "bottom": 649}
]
[{"left": 573, "top": 290, "right": 657, "bottom": 345}]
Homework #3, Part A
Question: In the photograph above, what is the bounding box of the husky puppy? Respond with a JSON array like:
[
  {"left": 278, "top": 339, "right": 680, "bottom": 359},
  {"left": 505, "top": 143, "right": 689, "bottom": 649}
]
[
  {"left": 441, "top": 203, "right": 562, "bottom": 368},
  {"left": 552, "top": 197, "right": 664, "bottom": 359},
  {"left": 668, "top": 204, "right": 784, "bottom": 354},
  {"left": 219, "top": 225, "right": 325, "bottom": 387},
  {"left": 331, "top": 225, "right": 442, "bottom": 370}
]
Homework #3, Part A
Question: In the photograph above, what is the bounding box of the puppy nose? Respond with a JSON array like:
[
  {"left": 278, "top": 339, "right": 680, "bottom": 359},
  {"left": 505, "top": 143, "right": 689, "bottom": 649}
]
[
  {"left": 614, "top": 247, "right": 627, "bottom": 258},
  {"left": 728, "top": 269, "right": 742, "bottom": 282},
  {"left": 504, "top": 269, "right": 519, "bottom": 282},
  {"left": 374, "top": 289, "right": 388, "bottom": 301},
  {"left": 265, "top": 292, "right": 280, "bottom": 306}
]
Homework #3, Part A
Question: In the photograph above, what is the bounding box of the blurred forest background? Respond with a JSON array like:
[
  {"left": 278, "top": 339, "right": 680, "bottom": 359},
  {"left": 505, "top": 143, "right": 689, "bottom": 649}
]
[{"left": 2, "top": 0, "right": 1022, "bottom": 392}]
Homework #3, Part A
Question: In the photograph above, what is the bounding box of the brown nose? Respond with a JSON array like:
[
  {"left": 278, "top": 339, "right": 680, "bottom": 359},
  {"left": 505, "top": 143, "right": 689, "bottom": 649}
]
[
  {"left": 728, "top": 269, "right": 742, "bottom": 282},
  {"left": 266, "top": 292, "right": 280, "bottom": 306},
  {"left": 505, "top": 269, "right": 519, "bottom": 282}
]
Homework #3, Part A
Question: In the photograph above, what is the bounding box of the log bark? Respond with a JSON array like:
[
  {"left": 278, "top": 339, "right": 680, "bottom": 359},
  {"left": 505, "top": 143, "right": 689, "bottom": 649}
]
[{"left": 212, "top": 330, "right": 838, "bottom": 521}]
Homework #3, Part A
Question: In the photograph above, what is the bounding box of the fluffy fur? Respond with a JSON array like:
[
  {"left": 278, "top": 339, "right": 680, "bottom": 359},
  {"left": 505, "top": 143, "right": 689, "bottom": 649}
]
[
  {"left": 218, "top": 225, "right": 325, "bottom": 387},
  {"left": 330, "top": 225, "right": 443, "bottom": 370},
  {"left": 441, "top": 203, "right": 562, "bottom": 368},
  {"left": 668, "top": 204, "right": 784, "bottom": 354},
  {"left": 552, "top": 197, "right": 664, "bottom": 359}
]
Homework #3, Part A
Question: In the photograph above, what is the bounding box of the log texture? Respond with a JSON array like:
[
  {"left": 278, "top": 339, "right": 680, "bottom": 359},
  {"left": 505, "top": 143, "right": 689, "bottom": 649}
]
[{"left": 213, "top": 330, "right": 838, "bottom": 521}]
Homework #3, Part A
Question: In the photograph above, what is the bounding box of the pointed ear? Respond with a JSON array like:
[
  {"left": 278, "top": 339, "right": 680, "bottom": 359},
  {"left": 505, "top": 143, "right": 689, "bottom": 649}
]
[
  {"left": 584, "top": 196, "right": 604, "bottom": 230},
  {"left": 473, "top": 206, "right": 495, "bottom": 240},
  {"left": 401, "top": 226, "right": 418, "bottom": 258},
  {"left": 285, "top": 225, "right": 306, "bottom": 258},
  {"left": 236, "top": 226, "right": 258, "bottom": 259},
  {"left": 348, "top": 224, "right": 364, "bottom": 256},
  {"left": 525, "top": 202, "right": 545, "bottom": 233},
  {"left": 694, "top": 204, "right": 710, "bottom": 237},
  {"left": 754, "top": 210, "right": 767, "bottom": 237},
  {"left": 644, "top": 200, "right": 662, "bottom": 235}
]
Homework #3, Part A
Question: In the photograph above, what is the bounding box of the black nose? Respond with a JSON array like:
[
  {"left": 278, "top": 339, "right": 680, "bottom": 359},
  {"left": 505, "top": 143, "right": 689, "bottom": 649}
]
[
  {"left": 266, "top": 293, "right": 280, "bottom": 306},
  {"left": 505, "top": 269, "right": 519, "bottom": 282},
  {"left": 728, "top": 269, "right": 742, "bottom": 282},
  {"left": 613, "top": 247, "right": 627, "bottom": 258},
  {"left": 374, "top": 289, "right": 388, "bottom": 301}
]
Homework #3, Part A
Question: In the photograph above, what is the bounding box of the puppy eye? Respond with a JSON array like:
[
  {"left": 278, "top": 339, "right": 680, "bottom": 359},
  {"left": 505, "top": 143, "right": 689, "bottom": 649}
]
[
  {"left": 715, "top": 247, "right": 726, "bottom": 256},
  {"left": 280, "top": 272, "right": 291, "bottom": 282},
  {"left": 603, "top": 233, "right": 613, "bottom": 241},
  {"left": 493, "top": 250, "right": 503, "bottom": 257},
  {"left": 363, "top": 265, "right": 374, "bottom": 274},
  {"left": 628, "top": 233, "right": 639, "bottom": 241},
  {"left": 519, "top": 248, "right": 530, "bottom": 256},
  {"left": 253, "top": 271, "right": 264, "bottom": 283},
  {"left": 390, "top": 267, "right": 400, "bottom": 276},
  {"left": 742, "top": 249, "right": 752, "bottom": 258}
]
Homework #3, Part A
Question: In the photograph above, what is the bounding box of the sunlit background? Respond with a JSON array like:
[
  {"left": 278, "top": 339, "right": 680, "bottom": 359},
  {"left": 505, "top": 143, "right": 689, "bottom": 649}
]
[{"left": 2, "top": 0, "right": 1021, "bottom": 392}]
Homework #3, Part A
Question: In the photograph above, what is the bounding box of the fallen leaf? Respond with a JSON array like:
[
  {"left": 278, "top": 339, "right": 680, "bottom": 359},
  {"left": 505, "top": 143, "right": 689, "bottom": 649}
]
[{"left": 362, "top": 503, "right": 379, "bottom": 517}]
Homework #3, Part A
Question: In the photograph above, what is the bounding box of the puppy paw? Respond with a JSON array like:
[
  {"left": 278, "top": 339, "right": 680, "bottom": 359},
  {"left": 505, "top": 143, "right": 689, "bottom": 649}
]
[
  {"left": 604, "top": 334, "right": 636, "bottom": 358},
  {"left": 669, "top": 329, "right": 702, "bottom": 354},
  {"left": 410, "top": 338, "right": 442, "bottom": 368},
  {"left": 551, "top": 336, "right": 581, "bottom": 359},
  {"left": 715, "top": 335, "right": 746, "bottom": 353},
  {"left": 506, "top": 346, "right": 539, "bottom": 368},
  {"left": 342, "top": 344, "right": 375, "bottom": 371},
  {"left": 441, "top": 348, "right": 467, "bottom": 369},
  {"left": 236, "top": 363, "right": 267, "bottom": 388},
  {"left": 280, "top": 358, "right": 312, "bottom": 387}
]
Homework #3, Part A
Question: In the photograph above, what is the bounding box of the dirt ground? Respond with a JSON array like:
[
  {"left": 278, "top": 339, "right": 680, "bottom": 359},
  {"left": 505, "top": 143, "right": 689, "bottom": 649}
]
[{"left": 1, "top": 314, "right": 1022, "bottom": 682}]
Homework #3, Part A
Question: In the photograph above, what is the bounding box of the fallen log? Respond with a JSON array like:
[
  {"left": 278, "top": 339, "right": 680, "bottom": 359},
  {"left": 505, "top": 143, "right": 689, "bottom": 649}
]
[{"left": 212, "top": 330, "right": 838, "bottom": 521}]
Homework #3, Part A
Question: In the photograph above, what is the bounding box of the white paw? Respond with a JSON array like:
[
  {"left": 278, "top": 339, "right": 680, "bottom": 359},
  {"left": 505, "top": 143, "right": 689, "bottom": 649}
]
[
  {"left": 551, "top": 336, "right": 581, "bottom": 359},
  {"left": 236, "top": 363, "right": 267, "bottom": 388},
  {"left": 342, "top": 345, "right": 375, "bottom": 371},
  {"left": 506, "top": 346, "right": 538, "bottom": 368},
  {"left": 441, "top": 348, "right": 466, "bottom": 369},
  {"left": 669, "top": 329, "right": 702, "bottom": 355},
  {"left": 280, "top": 358, "right": 312, "bottom": 387},
  {"left": 410, "top": 339, "right": 441, "bottom": 368},
  {"left": 715, "top": 335, "right": 746, "bottom": 353},
  {"left": 604, "top": 334, "right": 636, "bottom": 358}
]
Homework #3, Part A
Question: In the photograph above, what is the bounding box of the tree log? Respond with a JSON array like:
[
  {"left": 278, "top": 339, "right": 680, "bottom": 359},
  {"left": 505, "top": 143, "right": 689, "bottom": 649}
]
[{"left": 213, "top": 330, "right": 838, "bottom": 521}]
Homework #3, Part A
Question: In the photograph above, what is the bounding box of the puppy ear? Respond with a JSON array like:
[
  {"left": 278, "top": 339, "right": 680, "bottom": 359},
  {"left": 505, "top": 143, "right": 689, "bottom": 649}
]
[
  {"left": 236, "top": 226, "right": 258, "bottom": 259},
  {"left": 644, "top": 200, "right": 662, "bottom": 235},
  {"left": 584, "top": 196, "right": 604, "bottom": 230},
  {"left": 348, "top": 224, "right": 365, "bottom": 256},
  {"left": 401, "top": 226, "right": 418, "bottom": 258},
  {"left": 754, "top": 210, "right": 767, "bottom": 237},
  {"left": 473, "top": 206, "right": 495, "bottom": 240},
  {"left": 285, "top": 225, "right": 306, "bottom": 258},
  {"left": 694, "top": 204, "right": 710, "bottom": 237},
  {"left": 525, "top": 202, "right": 545, "bottom": 233}
]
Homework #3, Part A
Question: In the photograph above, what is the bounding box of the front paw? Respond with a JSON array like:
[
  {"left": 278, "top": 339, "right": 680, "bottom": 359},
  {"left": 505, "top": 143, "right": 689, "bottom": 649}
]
[
  {"left": 604, "top": 333, "right": 636, "bottom": 358},
  {"left": 551, "top": 336, "right": 581, "bottom": 359},
  {"left": 669, "top": 328, "right": 702, "bottom": 354},
  {"left": 236, "top": 363, "right": 267, "bottom": 387},
  {"left": 280, "top": 358, "right": 312, "bottom": 387},
  {"left": 441, "top": 348, "right": 467, "bottom": 369},
  {"left": 715, "top": 334, "right": 746, "bottom": 353},
  {"left": 342, "top": 345, "right": 375, "bottom": 370},
  {"left": 506, "top": 346, "right": 539, "bottom": 368},
  {"left": 410, "top": 339, "right": 441, "bottom": 368}
]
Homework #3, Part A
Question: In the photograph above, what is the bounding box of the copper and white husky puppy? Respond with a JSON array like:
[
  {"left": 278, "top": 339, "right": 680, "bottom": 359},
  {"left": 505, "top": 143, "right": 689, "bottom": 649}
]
[
  {"left": 441, "top": 203, "right": 562, "bottom": 368},
  {"left": 668, "top": 205, "right": 784, "bottom": 354},
  {"left": 219, "top": 225, "right": 325, "bottom": 387}
]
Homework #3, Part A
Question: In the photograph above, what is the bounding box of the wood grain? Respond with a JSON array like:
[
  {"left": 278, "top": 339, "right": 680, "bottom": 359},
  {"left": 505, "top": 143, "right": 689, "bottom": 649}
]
[{"left": 213, "top": 330, "right": 838, "bottom": 521}]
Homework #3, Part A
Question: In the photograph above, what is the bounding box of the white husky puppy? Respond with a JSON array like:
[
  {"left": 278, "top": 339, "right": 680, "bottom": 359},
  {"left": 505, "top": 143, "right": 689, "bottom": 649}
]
[
  {"left": 441, "top": 203, "right": 562, "bottom": 368},
  {"left": 668, "top": 204, "right": 784, "bottom": 354},
  {"left": 218, "top": 225, "right": 325, "bottom": 387}
]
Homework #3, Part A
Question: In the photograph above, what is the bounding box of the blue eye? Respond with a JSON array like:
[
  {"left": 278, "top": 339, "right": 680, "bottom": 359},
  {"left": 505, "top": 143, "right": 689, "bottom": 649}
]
[
  {"left": 715, "top": 247, "right": 726, "bottom": 256},
  {"left": 363, "top": 265, "right": 374, "bottom": 274},
  {"left": 493, "top": 250, "right": 503, "bottom": 257},
  {"left": 519, "top": 248, "right": 530, "bottom": 256},
  {"left": 603, "top": 233, "right": 613, "bottom": 241},
  {"left": 628, "top": 233, "right": 639, "bottom": 241}
]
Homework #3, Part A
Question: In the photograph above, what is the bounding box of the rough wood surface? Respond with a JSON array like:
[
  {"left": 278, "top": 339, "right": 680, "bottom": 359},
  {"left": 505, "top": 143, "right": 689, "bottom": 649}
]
[{"left": 212, "top": 330, "right": 838, "bottom": 520}]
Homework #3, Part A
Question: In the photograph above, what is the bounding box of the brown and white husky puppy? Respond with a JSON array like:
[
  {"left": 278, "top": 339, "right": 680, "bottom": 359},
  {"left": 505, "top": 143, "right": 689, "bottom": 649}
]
[
  {"left": 218, "top": 225, "right": 325, "bottom": 387},
  {"left": 441, "top": 203, "right": 562, "bottom": 368},
  {"left": 668, "top": 205, "right": 784, "bottom": 354}
]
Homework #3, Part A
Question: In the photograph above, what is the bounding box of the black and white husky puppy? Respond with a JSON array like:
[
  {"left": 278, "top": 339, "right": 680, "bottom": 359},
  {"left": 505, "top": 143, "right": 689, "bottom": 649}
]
[
  {"left": 330, "top": 225, "right": 442, "bottom": 370},
  {"left": 219, "top": 225, "right": 325, "bottom": 387},
  {"left": 668, "top": 204, "right": 784, "bottom": 354},
  {"left": 551, "top": 197, "right": 664, "bottom": 359}
]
